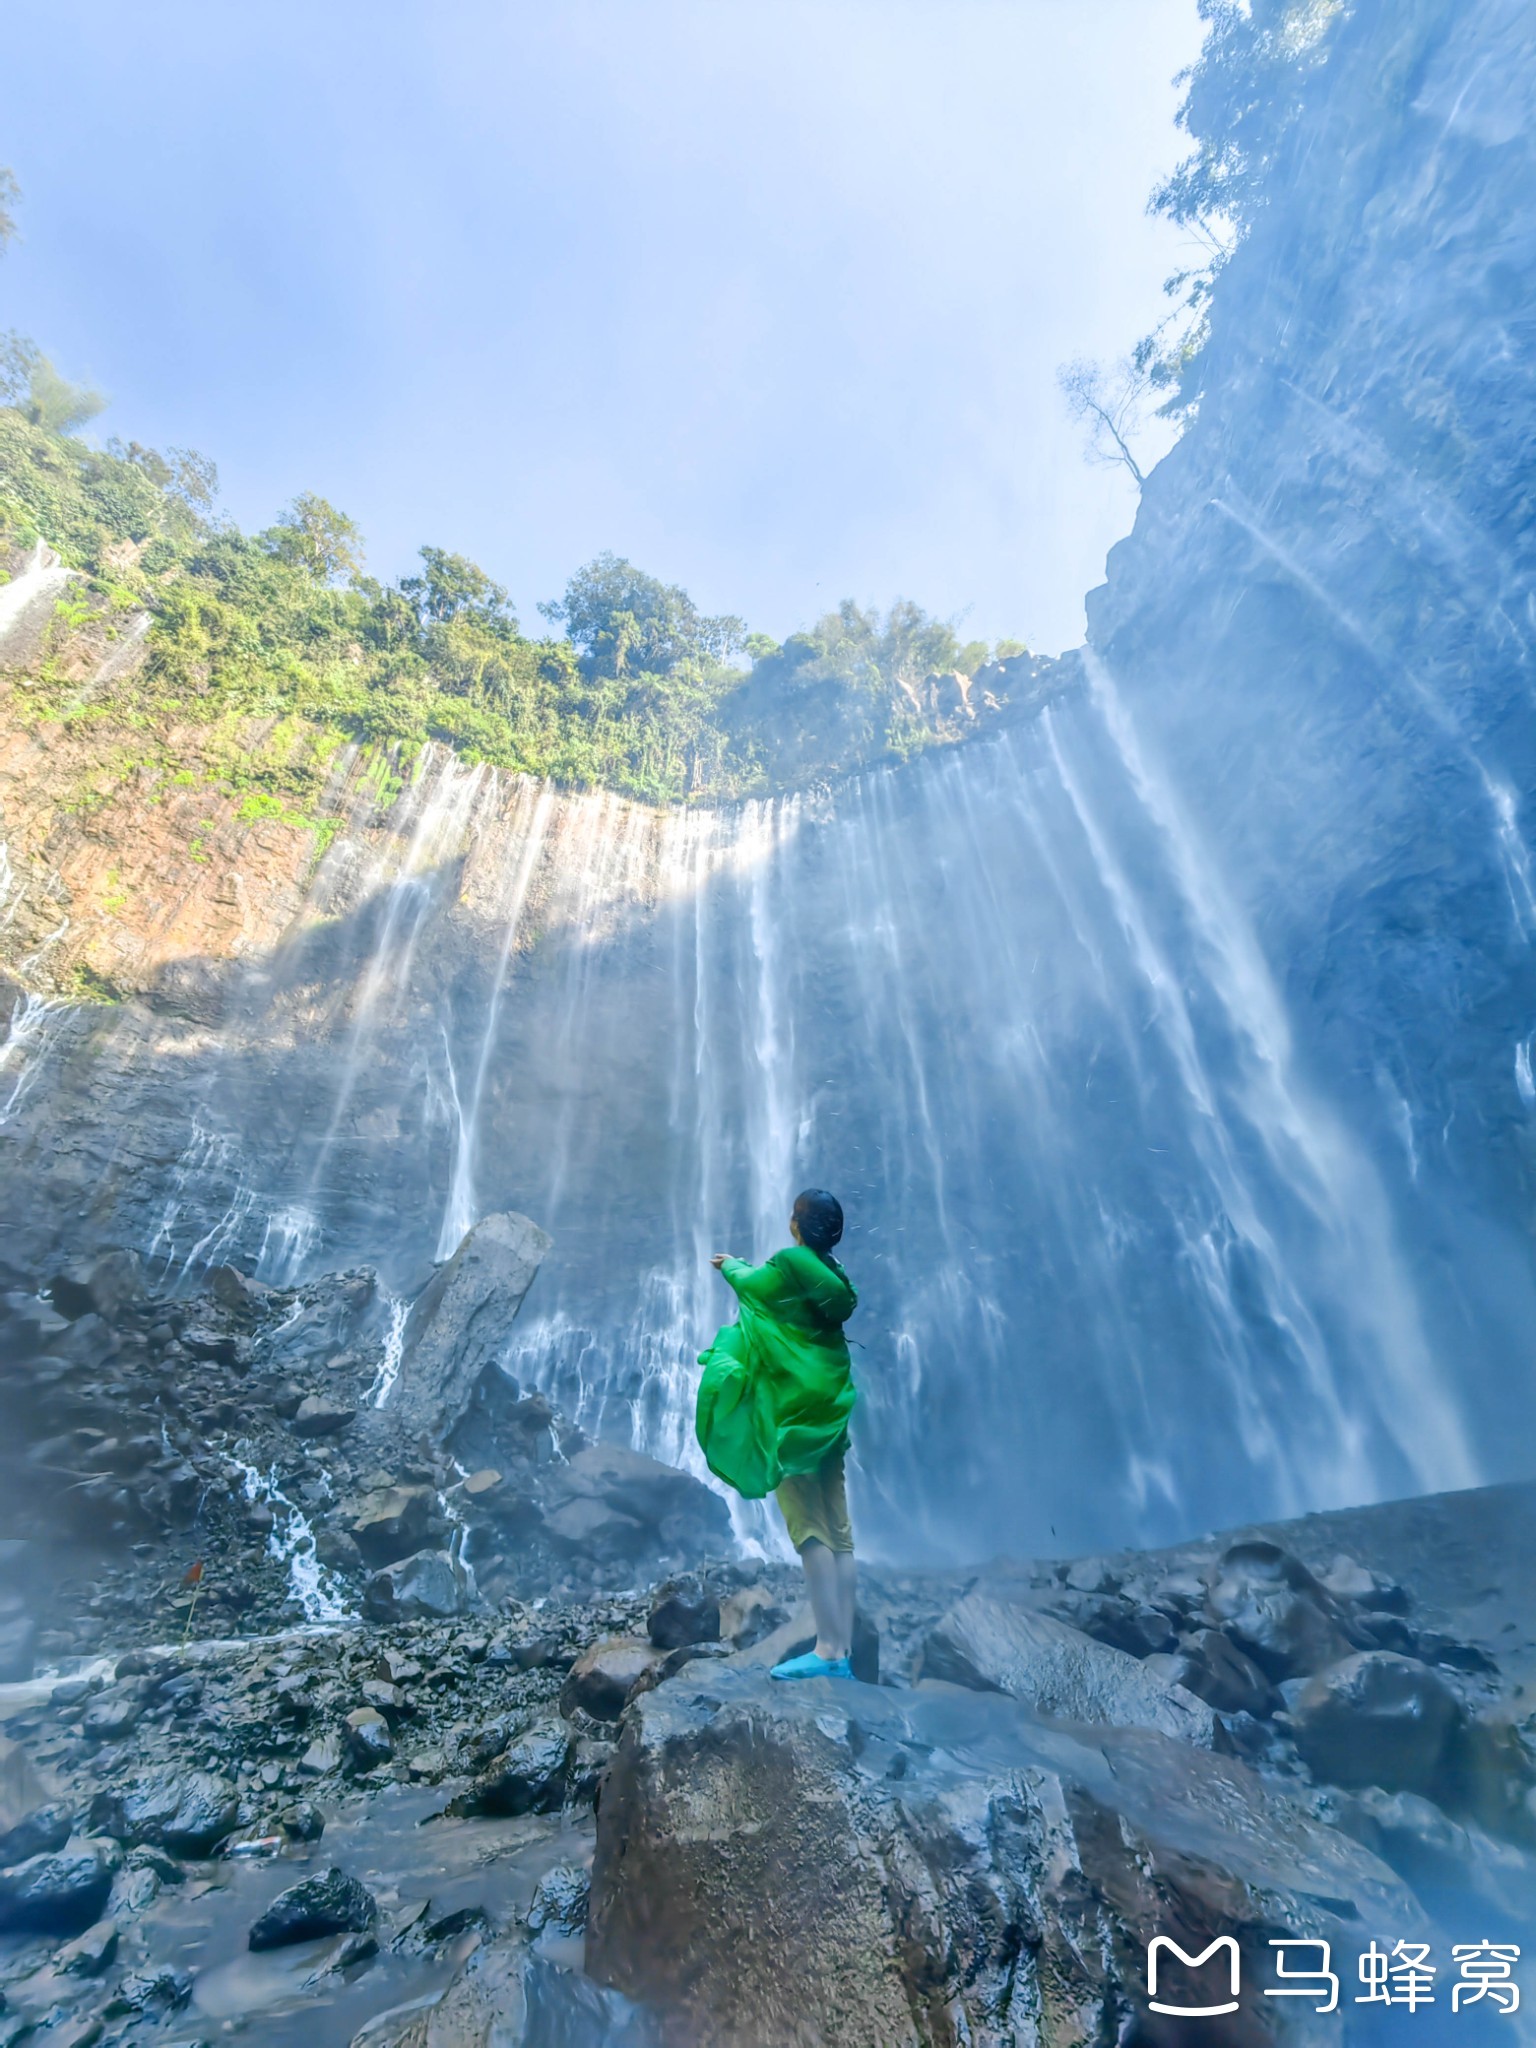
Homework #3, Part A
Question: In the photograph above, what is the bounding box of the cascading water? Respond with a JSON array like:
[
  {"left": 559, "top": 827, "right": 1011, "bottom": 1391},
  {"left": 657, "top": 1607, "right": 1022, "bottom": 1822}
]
[{"left": 41, "top": 673, "right": 1511, "bottom": 1565}]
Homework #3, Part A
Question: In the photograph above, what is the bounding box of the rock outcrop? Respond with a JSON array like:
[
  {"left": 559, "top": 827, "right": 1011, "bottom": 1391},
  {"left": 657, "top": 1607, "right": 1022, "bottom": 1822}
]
[
  {"left": 387, "top": 1211, "right": 551, "bottom": 1441},
  {"left": 588, "top": 1667, "right": 1415, "bottom": 2047}
]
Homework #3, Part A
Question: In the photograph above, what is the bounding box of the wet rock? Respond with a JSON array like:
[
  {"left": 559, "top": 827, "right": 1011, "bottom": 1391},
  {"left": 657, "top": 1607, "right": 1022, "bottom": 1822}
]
[
  {"left": 647, "top": 1574, "right": 721, "bottom": 1651},
  {"left": 55, "top": 1915, "right": 119, "bottom": 1974},
  {"left": 1330, "top": 1785, "right": 1536, "bottom": 1919},
  {"left": 248, "top": 1865, "right": 377, "bottom": 1950},
  {"left": 348, "top": 1483, "right": 442, "bottom": 1567},
  {"left": 1146, "top": 1628, "right": 1282, "bottom": 1719},
  {"left": 543, "top": 1442, "right": 731, "bottom": 1549},
  {"left": 291, "top": 1394, "right": 355, "bottom": 1437},
  {"left": 80, "top": 1684, "right": 145, "bottom": 1742},
  {"left": 300, "top": 1731, "right": 344, "bottom": 1777},
  {"left": 921, "top": 1588, "right": 1221, "bottom": 1746},
  {"left": 1205, "top": 1538, "right": 1359, "bottom": 1680},
  {"left": 103, "top": 1964, "right": 193, "bottom": 2016},
  {"left": 0, "top": 1800, "right": 73, "bottom": 1864},
  {"left": 362, "top": 1549, "right": 467, "bottom": 1622},
  {"left": 1049, "top": 1589, "right": 1176, "bottom": 1659},
  {"left": 0, "top": 1841, "right": 117, "bottom": 1933},
  {"left": 561, "top": 1637, "right": 666, "bottom": 1722},
  {"left": 360, "top": 1679, "right": 411, "bottom": 1722},
  {"left": 91, "top": 1771, "right": 239, "bottom": 1857},
  {"left": 1288, "top": 1652, "right": 1462, "bottom": 1795},
  {"left": 270, "top": 1381, "right": 306, "bottom": 1419},
  {"left": 544, "top": 1496, "right": 644, "bottom": 1560},
  {"left": 277, "top": 1799, "right": 325, "bottom": 1842},
  {"left": 389, "top": 1211, "right": 551, "bottom": 1440},
  {"left": 0, "top": 1735, "right": 49, "bottom": 1840},
  {"left": 346, "top": 1708, "right": 394, "bottom": 1770},
  {"left": 527, "top": 1862, "right": 590, "bottom": 1938},
  {"left": 717, "top": 1583, "right": 783, "bottom": 1648},
  {"left": 208, "top": 1263, "right": 273, "bottom": 1314},
  {"left": 587, "top": 1667, "right": 1414, "bottom": 2046},
  {"left": 49, "top": 1250, "right": 142, "bottom": 1323},
  {"left": 450, "top": 1717, "right": 573, "bottom": 1817}
]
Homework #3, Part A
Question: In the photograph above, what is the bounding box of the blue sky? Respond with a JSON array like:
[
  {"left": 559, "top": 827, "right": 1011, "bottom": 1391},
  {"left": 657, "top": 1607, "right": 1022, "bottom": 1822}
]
[{"left": 0, "top": 1, "right": 1205, "bottom": 654}]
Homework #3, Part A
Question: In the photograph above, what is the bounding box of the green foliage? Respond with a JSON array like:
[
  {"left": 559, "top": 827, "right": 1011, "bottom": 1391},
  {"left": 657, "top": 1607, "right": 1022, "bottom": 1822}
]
[
  {"left": 1144, "top": 0, "right": 1347, "bottom": 412},
  {"left": 0, "top": 333, "right": 106, "bottom": 434},
  {"left": 0, "top": 399, "right": 1023, "bottom": 811}
]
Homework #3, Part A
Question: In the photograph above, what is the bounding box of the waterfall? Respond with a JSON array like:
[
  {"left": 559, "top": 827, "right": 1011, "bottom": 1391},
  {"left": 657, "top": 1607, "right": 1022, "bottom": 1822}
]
[
  {"left": 9, "top": 694, "right": 1497, "bottom": 1560},
  {"left": 0, "top": 541, "right": 74, "bottom": 648}
]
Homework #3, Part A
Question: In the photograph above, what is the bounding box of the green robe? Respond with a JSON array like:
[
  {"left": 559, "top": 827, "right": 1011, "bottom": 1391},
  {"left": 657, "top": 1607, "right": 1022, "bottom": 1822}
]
[{"left": 695, "top": 1245, "right": 858, "bottom": 1499}]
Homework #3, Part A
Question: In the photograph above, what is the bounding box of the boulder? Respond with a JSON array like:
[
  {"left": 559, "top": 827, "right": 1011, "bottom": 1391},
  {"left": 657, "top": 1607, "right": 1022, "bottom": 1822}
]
[
  {"left": 248, "top": 1866, "right": 377, "bottom": 1950},
  {"left": 48, "top": 1251, "right": 142, "bottom": 1323},
  {"left": 362, "top": 1550, "right": 467, "bottom": 1623},
  {"left": 278, "top": 1800, "right": 325, "bottom": 1842},
  {"left": 544, "top": 1443, "right": 730, "bottom": 1547},
  {"left": 1049, "top": 1590, "right": 1176, "bottom": 1659},
  {"left": 103, "top": 1964, "right": 192, "bottom": 2017},
  {"left": 586, "top": 1667, "right": 1416, "bottom": 2047},
  {"left": 543, "top": 1495, "right": 644, "bottom": 1562},
  {"left": 527, "top": 1862, "right": 590, "bottom": 1939},
  {"left": 208, "top": 1264, "right": 274, "bottom": 1314},
  {"left": 1289, "top": 1652, "right": 1463, "bottom": 1796},
  {"left": 291, "top": 1395, "right": 356, "bottom": 1438},
  {"left": 346, "top": 1708, "right": 394, "bottom": 1770},
  {"left": 449, "top": 1718, "right": 572, "bottom": 1817},
  {"left": 648, "top": 1574, "right": 721, "bottom": 1651},
  {"left": 1146, "top": 1629, "right": 1282, "bottom": 1719},
  {"left": 55, "top": 1916, "right": 119, "bottom": 1975},
  {"left": 347, "top": 1483, "right": 442, "bottom": 1567},
  {"left": 80, "top": 1684, "right": 146, "bottom": 1742},
  {"left": 921, "top": 1589, "right": 1221, "bottom": 1747},
  {"left": 1205, "top": 1539, "right": 1359, "bottom": 1680},
  {"left": 0, "top": 1841, "right": 117, "bottom": 1934},
  {"left": 90, "top": 1771, "right": 239, "bottom": 1857},
  {"left": 0, "top": 1801, "right": 72, "bottom": 1865},
  {"left": 561, "top": 1638, "right": 667, "bottom": 1721},
  {"left": 387, "top": 1211, "right": 551, "bottom": 1439}
]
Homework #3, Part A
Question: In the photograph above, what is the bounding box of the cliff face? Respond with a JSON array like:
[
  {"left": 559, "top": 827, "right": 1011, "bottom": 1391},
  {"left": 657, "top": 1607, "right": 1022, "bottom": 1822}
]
[
  {"left": 1085, "top": 0, "right": 1536, "bottom": 1472},
  {"left": 4, "top": 0, "right": 1536, "bottom": 1567}
]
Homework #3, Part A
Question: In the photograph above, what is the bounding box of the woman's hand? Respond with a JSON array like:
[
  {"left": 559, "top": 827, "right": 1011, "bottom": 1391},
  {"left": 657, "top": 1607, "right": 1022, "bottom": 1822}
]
[{"left": 710, "top": 1253, "right": 738, "bottom": 1270}]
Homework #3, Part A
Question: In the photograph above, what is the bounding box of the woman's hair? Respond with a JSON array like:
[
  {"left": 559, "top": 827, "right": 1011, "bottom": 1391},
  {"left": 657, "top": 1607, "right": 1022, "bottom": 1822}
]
[{"left": 793, "top": 1188, "right": 844, "bottom": 1263}]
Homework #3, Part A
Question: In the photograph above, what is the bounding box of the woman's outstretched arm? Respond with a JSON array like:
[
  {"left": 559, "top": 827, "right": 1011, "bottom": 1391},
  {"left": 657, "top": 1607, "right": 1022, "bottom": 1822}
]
[{"left": 713, "top": 1253, "right": 792, "bottom": 1309}]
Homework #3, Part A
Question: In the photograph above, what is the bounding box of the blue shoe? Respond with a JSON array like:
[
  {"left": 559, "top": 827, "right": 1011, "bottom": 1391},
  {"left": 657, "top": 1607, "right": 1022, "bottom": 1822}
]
[{"left": 770, "top": 1651, "right": 853, "bottom": 1681}]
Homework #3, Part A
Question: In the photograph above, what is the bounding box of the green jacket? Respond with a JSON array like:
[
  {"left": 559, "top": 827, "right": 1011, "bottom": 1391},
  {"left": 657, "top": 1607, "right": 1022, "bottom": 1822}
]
[{"left": 695, "top": 1245, "right": 858, "bottom": 1499}]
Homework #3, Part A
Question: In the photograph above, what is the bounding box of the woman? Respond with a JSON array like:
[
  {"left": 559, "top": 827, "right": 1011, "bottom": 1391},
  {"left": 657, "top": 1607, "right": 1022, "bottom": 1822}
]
[{"left": 695, "top": 1188, "right": 859, "bottom": 1680}]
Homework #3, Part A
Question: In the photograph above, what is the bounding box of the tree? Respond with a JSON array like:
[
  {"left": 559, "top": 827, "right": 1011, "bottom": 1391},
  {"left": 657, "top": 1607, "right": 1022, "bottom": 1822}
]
[
  {"left": 401, "top": 545, "right": 513, "bottom": 627},
  {"left": 0, "top": 331, "right": 106, "bottom": 433},
  {"left": 542, "top": 552, "right": 744, "bottom": 679},
  {"left": 263, "top": 491, "right": 363, "bottom": 583},
  {"left": 1056, "top": 357, "right": 1150, "bottom": 488}
]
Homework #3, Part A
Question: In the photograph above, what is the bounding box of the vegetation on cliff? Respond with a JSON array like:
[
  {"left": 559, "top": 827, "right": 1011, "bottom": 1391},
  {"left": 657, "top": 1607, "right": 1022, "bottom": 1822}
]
[{"left": 0, "top": 395, "right": 1021, "bottom": 810}]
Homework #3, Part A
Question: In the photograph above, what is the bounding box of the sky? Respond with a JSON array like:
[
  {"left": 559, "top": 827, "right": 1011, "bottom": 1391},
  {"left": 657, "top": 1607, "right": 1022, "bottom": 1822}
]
[{"left": 0, "top": 1, "right": 1206, "bottom": 656}]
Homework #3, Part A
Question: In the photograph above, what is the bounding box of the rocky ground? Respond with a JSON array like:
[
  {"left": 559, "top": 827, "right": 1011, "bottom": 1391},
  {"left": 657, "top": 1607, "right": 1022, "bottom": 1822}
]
[{"left": 5, "top": 1225, "right": 1536, "bottom": 2042}]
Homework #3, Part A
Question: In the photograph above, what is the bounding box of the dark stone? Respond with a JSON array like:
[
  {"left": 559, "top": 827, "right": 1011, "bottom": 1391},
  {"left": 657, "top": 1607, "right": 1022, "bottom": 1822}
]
[
  {"left": 208, "top": 1264, "right": 273, "bottom": 1314},
  {"left": 248, "top": 1866, "right": 378, "bottom": 1950},
  {"left": 80, "top": 1685, "right": 145, "bottom": 1742},
  {"left": 347, "top": 1483, "right": 441, "bottom": 1567},
  {"left": 586, "top": 1667, "right": 1414, "bottom": 2045},
  {"left": 0, "top": 1842, "right": 116, "bottom": 1933},
  {"left": 920, "top": 1588, "right": 1220, "bottom": 1746},
  {"left": 544, "top": 1496, "right": 644, "bottom": 1561},
  {"left": 1147, "top": 1628, "right": 1283, "bottom": 1719},
  {"left": 527, "top": 1862, "right": 590, "bottom": 1938},
  {"left": 1205, "top": 1539, "right": 1360, "bottom": 1680},
  {"left": 345, "top": 1708, "right": 393, "bottom": 1769},
  {"left": 103, "top": 1964, "right": 193, "bottom": 2016},
  {"left": 543, "top": 1442, "right": 731, "bottom": 1546},
  {"left": 1289, "top": 1652, "right": 1463, "bottom": 1795},
  {"left": 0, "top": 1801, "right": 73, "bottom": 1864},
  {"left": 48, "top": 1251, "right": 142, "bottom": 1323},
  {"left": 449, "top": 1717, "right": 572, "bottom": 1817},
  {"left": 91, "top": 1771, "right": 239, "bottom": 1857},
  {"left": 277, "top": 1800, "right": 325, "bottom": 1842},
  {"left": 291, "top": 1395, "right": 355, "bottom": 1437},
  {"left": 648, "top": 1574, "right": 721, "bottom": 1651},
  {"left": 362, "top": 1550, "right": 467, "bottom": 1623},
  {"left": 561, "top": 1637, "right": 666, "bottom": 1721},
  {"left": 389, "top": 1211, "right": 551, "bottom": 1440}
]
